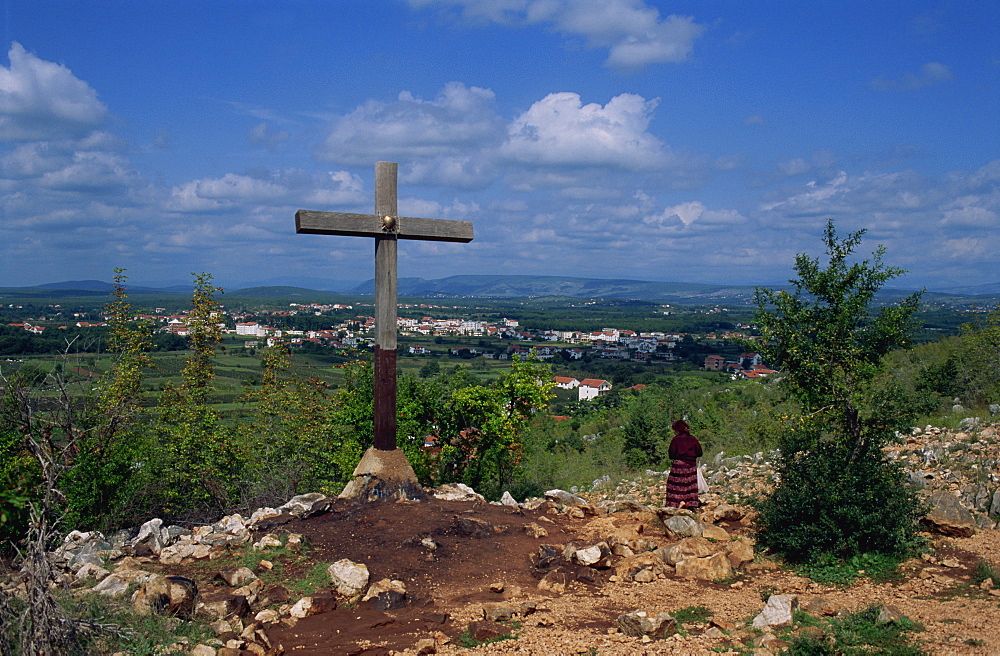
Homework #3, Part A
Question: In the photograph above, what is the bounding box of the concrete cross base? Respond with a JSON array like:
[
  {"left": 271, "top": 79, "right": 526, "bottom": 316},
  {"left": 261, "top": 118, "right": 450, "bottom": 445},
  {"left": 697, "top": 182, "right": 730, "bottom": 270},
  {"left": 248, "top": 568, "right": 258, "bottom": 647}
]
[{"left": 339, "top": 446, "right": 425, "bottom": 502}]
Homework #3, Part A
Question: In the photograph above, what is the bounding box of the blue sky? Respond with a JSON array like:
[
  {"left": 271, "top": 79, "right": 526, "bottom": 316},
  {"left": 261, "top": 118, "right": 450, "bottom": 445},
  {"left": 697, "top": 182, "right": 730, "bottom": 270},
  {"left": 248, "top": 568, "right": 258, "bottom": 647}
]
[{"left": 1, "top": 1, "right": 997, "bottom": 292}]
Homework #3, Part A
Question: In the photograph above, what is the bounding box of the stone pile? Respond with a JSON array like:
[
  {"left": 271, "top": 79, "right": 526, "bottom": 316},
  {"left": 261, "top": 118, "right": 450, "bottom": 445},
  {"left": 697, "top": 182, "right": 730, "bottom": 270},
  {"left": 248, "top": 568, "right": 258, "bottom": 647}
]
[
  {"left": 887, "top": 423, "right": 1000, "bottom": 530},
  {"left": 520, "top": 492, "right": 756, "bottom": 600}
]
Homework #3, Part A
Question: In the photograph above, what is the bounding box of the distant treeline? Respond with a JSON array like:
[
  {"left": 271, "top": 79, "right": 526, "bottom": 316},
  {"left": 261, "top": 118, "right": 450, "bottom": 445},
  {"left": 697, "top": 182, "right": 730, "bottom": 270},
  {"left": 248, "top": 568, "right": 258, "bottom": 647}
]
[{"left": 0, "top": 325, "right": 186, "bottom": 355}]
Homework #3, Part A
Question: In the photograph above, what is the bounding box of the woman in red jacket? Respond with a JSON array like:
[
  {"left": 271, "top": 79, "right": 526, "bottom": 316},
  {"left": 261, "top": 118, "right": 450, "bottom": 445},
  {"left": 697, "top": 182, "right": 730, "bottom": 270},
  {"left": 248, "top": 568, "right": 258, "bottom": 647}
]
[{"left": 664, "top": 419, "right": 703, "bottom": 509}]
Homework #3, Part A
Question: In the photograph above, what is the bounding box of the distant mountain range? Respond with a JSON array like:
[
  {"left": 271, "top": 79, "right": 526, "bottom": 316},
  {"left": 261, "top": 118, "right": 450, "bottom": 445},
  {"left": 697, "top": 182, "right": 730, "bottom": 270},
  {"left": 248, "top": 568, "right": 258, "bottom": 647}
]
[
  {"left": 351, "top": 275, "right": 763, "bottom": 303},
  {"left": 350, "top": 275, "right": 1000, "bottom": 305},
  {"left": 30, "top": 280, "right": 193, "bottom": 294},
  {"left": 3, "top": 275, "right": 999, "bottom": 305}
]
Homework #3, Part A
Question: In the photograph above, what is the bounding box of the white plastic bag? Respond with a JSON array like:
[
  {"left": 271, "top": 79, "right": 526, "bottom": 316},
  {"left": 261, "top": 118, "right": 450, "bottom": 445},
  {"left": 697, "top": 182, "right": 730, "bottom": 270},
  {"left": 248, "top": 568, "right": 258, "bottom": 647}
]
[{"left": 696, "top": 466, "right": 709, "bottom": 494}]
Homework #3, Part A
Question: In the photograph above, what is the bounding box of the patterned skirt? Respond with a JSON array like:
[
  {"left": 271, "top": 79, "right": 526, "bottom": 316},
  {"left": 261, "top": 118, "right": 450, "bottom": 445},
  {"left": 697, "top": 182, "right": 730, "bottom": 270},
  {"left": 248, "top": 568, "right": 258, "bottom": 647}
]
[{"left": 664, "top": 460, "right": 700, "bottom": 508}]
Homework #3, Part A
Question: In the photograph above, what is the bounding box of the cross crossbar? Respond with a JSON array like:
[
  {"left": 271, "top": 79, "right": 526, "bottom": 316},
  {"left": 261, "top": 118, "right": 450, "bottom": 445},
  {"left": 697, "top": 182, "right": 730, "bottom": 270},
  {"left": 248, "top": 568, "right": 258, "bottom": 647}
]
[{"left": 295, "top": 210, "right": 473, "bottom": 243}]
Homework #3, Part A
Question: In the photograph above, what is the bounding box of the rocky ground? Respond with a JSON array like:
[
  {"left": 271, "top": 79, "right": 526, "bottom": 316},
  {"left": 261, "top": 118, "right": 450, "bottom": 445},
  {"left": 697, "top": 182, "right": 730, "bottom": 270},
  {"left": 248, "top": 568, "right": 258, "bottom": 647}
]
[{"left": 4, "top": 422, "right": 1000, "bottom": 655}]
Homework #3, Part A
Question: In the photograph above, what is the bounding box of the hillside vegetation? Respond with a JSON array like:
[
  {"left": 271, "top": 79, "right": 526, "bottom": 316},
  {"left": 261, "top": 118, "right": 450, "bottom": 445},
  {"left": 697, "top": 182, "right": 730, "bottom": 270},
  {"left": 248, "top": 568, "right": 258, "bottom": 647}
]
[
  {"left": 1, "top": 225, "right": 999, "bottom": 654},
  {"left": 0, "top": 226, "right": 996, "bottom": 537}
]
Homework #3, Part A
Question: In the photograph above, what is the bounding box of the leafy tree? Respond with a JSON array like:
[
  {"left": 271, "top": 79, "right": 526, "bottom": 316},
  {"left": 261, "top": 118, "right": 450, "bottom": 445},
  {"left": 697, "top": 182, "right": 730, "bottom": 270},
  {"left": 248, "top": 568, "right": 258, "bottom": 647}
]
[
  {"left": 620, "top": 391, "right": 678, "bottom": 468},
  {"left": 396, "top": 370, "right": 450, "bottom": 480},
  {"left": 750, "top": 220, "right": 926, "bottom": 564},
  {"left": 419, "top": 358, "right": 441, "bottom": 378},
  {"left": 327, "top": 357, "right": 376, "bottom": 452},
  {"left": 436, "top": 356, "right": 554, "bottom": 498},
  {"left": 0, "top": 271, "right": 159, "bottom": 653},
  {"left": 12, "top": 363, "right": 47, "bottom": 386},
  {"left": 238, "top": 342, "right": 346, "bottom": 506},
  {"left": 325, "top": 357, "right": 445, "bottom": 486},
  {"left": 154, "top": 273, "right": 240, "bottom": 517},
  {"left": 0, "top": 402, "right": 39, "bottom": 552},
  {"left": 62, "top": 269, "right": 155, "bottom": 530},
  {"left": 0, "top": 270, "right": 155, "bottom": 545},
  {"left": 912, "top": 341, "right": 962, "bottom": 400},
  {"left": 326, "top": 356, "right": 553, "bottom": 498}
]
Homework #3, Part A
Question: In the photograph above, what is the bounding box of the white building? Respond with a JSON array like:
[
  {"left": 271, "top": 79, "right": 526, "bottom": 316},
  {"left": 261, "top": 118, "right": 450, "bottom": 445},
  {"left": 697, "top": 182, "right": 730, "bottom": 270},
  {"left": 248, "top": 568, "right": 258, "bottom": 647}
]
[
  {"left": 553, "top": 376, "right": 580, "bottom": 389},
  {"left": 578, "top": 379, "right": 612, "bottom": 401},
  {"left": 236, "top": 322, "right": 266, "bottom": 337}
]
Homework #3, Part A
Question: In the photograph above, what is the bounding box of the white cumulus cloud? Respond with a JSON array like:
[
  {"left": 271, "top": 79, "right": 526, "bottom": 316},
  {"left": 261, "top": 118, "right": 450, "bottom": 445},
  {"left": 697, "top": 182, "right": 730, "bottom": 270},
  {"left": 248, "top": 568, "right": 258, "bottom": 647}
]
[
  {"left": 401, "top": 156, "right": 497, "bottom": 190},
  {"left": 939, "top": 195, "right": 999, "bottom": 228},
  {"left": 550, "top": 0, "right": 703, "bottom": 70},
  {"left": 167, "top": 169, "right": 366, "bottom": 214},
  {"left": 37, "top": 151, "right": 138, "bottom": 192},
  {"left": 318, "top": 82, "right": 504, "bottom": 167},
  {"left": 0, "top": 43, "right": 108, "bottom": 141},
  {"left": 407, "top": 0, "right": 704, "bottom": 71},
  {"left": 500, "top": 92, "right": 666, "bottom": 169}
]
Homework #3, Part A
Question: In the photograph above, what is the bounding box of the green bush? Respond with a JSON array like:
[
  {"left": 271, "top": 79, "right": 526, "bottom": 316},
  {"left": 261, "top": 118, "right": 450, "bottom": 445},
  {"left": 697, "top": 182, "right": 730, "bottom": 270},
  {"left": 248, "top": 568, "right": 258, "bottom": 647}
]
[
  {"left": 749, "top": 221, "right": 926, "bottom": 567},
  {"left": 0, "top": 428, "right": 37, "bottom": 553},
  {"left": 756, "top": 441, "right": 925, "bottom": 564},
  {"left": 796, "top": 550, "right": 908, "bottom": 586},
  {"left": 60, "top": 429, "right": 152, "bottom": 533}
]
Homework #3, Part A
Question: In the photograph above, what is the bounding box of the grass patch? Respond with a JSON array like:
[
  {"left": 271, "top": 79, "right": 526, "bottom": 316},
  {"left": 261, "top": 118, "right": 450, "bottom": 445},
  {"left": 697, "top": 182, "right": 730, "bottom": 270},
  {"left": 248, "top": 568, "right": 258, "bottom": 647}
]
[
  {"left": 784, "top": 604, "right": 926, "bottom": 656},
  {"left": 758, "top": 585, "right": 779, "bottom": 602},
  {"left": 1, "top": 590, "right": 214, "bottom": 656},
  {"left": 289, "top": 562, "right": 334, "bottom": 597},
  {"left": 671, "top": 605, "right": 713, "bottom": 624},
  {"left": 795, "top": 551, "right": 905, "bottom": 586},
  {"left": 792, "top": 609, "right": 825, "bottom": 628},
  {"left": 454, "top": 621, "right": 520, "bottom": 648},
  {"left": 185, "top": 535, "right": 322, "bottom": 595}
]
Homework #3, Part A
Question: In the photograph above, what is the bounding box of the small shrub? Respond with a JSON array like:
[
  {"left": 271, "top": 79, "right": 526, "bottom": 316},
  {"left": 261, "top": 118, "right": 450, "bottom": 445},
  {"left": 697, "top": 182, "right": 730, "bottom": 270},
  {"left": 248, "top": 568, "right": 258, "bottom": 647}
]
[
  {"left": 506, "top": 478, "right": 545, "bottom": 502},
  {"left": 796, "top": 554, "right": 860, "bottom": 586},
  {"left": 792, "top": 609, "right": 824, "bottom": 628},
  {"left": 758, "top": 585, "right": 779, "bottom": 602},
  {"left": 971, "top": 559, "right": 1000, "bottom": 588},
  {"left": 755, "top": 443, "right": 926, "bottom": 565}
]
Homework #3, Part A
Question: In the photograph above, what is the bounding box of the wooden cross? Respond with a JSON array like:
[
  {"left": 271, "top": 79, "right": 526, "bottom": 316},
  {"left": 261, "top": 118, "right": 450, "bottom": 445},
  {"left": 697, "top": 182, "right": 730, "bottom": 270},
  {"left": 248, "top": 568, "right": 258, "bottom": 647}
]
[{"left": 295, "top": 161, "right": 474, "bottom": 452}]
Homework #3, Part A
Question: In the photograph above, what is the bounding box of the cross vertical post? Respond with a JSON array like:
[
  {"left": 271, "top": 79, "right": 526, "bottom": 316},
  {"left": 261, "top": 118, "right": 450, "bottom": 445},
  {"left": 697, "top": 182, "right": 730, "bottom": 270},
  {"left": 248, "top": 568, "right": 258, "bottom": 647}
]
[
  {"left": 373, "top": 161, "right": 398, "bottom": 451},
  {"left": 295, "top": 161, "right": 474, "bottom": 500}
]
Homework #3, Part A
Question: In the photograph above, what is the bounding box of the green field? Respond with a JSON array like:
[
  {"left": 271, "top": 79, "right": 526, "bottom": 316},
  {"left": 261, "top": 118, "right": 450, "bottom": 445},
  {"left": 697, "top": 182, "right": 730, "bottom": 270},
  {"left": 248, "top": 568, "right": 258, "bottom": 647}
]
[{"left": 3, "top": 333, "right": 527, "bottom": 416}]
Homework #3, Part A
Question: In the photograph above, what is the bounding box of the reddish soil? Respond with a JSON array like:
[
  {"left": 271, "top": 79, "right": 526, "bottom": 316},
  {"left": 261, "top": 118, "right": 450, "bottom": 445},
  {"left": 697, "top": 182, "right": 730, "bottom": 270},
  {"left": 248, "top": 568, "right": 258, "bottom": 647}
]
[{"left": 262, "top": 498, "right": 583, "bottom": 655}]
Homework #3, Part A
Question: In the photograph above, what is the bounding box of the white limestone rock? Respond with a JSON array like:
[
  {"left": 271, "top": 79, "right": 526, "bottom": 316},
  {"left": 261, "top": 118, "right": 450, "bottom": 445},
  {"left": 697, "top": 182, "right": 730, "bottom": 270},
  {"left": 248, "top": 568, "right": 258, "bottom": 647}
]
[
  {"left": 328, "top": 559, "right": 369, "bottom": 597},
  {"left": 752, "top": 594, "right": 799, "bottom": 629}
]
